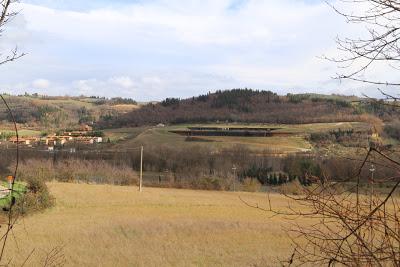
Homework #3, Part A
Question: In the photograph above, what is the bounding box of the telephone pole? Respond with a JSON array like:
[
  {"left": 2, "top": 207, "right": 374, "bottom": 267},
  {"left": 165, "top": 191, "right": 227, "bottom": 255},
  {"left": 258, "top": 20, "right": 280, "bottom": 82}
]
[
  {"left": 232, "top": 165, "right": 237, "bottom": 192},
  {"left": 369, "top": 164, "right": 375, "bottom": 236},
  {"left": 369, "top": 164, "right": 375, "bottom": 210},
  {"left": 139, "top": 146, "right": 143, "bottom": 192}
]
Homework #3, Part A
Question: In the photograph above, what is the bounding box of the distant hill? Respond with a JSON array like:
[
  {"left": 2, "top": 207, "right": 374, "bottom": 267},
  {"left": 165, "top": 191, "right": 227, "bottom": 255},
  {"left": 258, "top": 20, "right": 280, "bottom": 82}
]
[
  {"left": 0, "top": 94, "right": 139, "bottom": 130},
  {"left": 0, "top": 90, "right": 396, "bottom": 131},
  {"left": 98, "top": 89, "right": 374, "bottom": 128}
]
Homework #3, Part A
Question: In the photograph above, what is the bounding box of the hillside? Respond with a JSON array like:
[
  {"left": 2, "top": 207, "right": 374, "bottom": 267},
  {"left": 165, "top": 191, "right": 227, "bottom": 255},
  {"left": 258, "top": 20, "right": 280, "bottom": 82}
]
[
  {"left": 98, "top": 89, "right": 373, "bottom": 128},
  {"left": 106, "top": 122, "right": 371, "bottom": 154},
  {"left": 0, "top": 94, "right": 139, "bottom": 130},
  {"left": 0, "top": 90, "right": 395, "bottom": 131}
]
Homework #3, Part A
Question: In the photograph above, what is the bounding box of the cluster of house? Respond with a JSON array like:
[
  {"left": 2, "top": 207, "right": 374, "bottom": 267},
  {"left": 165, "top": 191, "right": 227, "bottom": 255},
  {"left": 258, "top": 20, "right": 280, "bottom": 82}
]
[{"left": 6, "top": 125, "right": 103, "bottom": 150}]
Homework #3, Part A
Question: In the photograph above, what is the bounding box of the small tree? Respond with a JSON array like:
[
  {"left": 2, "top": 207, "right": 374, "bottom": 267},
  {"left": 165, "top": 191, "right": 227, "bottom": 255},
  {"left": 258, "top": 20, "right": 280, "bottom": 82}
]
[{"left": 0, "top": 0, "right": 26, "bottom": 263}]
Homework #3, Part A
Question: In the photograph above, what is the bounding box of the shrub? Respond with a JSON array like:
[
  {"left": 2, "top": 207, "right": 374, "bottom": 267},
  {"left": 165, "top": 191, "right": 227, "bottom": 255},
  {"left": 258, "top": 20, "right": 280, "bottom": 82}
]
[
  {"left": 384, "top": 120, "right": 400, "bottom": 141},
  {"left": 17, "top": 159, "right": 138, "bottom": 186},
  {"left": 15, "top": 177, "right": 55, "bottom": 214},
  {"left": 241, "top": 177, "right": 262, "bottom": 192},
  {"left": 278, "top": 179, "right": 305, "bottom": 195},
  {"left": 191, "top": 177, "right": 227, "bottom": 191}
]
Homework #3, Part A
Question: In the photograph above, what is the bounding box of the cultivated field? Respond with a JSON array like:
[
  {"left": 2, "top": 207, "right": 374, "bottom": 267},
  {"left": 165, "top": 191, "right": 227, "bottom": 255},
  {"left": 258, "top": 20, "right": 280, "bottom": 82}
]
[{"left": 2, "top": 183, "right": 305, "bottom": 266}]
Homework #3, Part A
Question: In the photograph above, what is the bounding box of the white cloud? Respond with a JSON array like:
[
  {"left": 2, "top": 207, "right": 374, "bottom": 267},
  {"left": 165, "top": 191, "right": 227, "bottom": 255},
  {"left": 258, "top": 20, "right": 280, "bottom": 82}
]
[
  {"left": 109, "top": 76, "right": 135, "bottom": 89},
  {"left": 0, "top": 0, "right": 393, "bottom": 100},
  {"left": 72, "top": 77, "right": 136, "bottom": 98},
  {"left": 17, "top": 1, "right": 334, "bottom": 46},
  {"left": 32, "top": 78, "right": 50, "bottom": 89},
  {"left": 74, "top": 79, "right": 97, "bottom": 95}
]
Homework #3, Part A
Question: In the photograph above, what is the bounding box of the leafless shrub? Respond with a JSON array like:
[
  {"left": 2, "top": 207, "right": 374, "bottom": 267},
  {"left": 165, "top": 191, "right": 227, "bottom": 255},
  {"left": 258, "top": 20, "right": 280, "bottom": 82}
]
[
  {"left": 267, "top": 1, "right": 400, "bottom": 263},
  {"left": 277, "top": 179, "right": 306, "bottom": 196},
  {"left": 241, "top": 177, "right": 262, "bottom": 192},
  {"left": 281, "top": 149, "right": 400, "bottom": 266},
  {"left": 0, "top": 0, "right": 25, "bottom": 262},
  {"left": 17, "top": 159, "right": 138, "bottom": 186},
  {"left": 189, "top": 177, "right": 229, "bottom": 191},
  {"left": 242, "top": 154, "right": 400, "bottom": 265}
]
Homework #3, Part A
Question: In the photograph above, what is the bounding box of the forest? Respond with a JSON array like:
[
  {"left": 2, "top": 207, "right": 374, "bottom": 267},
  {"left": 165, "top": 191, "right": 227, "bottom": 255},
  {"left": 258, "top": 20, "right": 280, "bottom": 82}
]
[{"left": 98, "top": 89, "right": 397, "bottom": 128}]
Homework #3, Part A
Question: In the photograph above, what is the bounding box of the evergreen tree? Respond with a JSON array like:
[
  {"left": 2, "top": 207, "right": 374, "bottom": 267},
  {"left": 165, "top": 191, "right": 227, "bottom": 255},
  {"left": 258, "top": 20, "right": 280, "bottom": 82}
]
[{"left": 272, "top": 173, "right": 278, "bottom": 185}]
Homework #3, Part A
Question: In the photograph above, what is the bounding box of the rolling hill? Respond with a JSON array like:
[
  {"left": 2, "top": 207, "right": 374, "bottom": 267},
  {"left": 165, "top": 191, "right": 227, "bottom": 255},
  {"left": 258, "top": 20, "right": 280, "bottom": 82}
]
[
  {"left": 98, "top": 89, "right": 374, "bottom": 128},
  {"left": 0, "top": 94, "right": 139, "bottom": 130}
]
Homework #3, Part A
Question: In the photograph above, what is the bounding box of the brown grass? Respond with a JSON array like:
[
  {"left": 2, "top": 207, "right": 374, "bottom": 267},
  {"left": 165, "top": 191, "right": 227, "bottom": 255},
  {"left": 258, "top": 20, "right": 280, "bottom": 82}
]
[
  {"left": 1, "top": 183, "right": 304, "bottom": 266},
  {"left": 17, "top": 159, "right": 138, "bottom": 185},
  {"left": 112, "top": 104, "right": 140, "bottom": 112}
]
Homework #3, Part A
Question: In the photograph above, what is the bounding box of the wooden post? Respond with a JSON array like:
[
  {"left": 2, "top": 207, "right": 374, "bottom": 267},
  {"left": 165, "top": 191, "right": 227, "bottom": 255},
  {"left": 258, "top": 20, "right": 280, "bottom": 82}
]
[{"left": 139, "top": 146, "right": 143, "bottom": 192}]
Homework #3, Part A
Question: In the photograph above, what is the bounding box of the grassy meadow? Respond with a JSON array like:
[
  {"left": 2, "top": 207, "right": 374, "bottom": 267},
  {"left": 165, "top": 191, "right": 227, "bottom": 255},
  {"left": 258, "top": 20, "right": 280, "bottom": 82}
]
[
  {"left": 2, "top": 183, "right": 304, "bottom": 266},
  {"left": 106, "top": 121, "right": 370, "bottom": 153},
  {"left": 0, "top": 129, "right": 41, "bottom": 137}
]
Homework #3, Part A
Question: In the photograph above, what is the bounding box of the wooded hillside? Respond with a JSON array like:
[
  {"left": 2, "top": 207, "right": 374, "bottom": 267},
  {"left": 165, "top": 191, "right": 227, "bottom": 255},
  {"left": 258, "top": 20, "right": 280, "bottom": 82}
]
[
  {"left": 0, "top": 94, "right": 138, "bottom": 129},
  {"left": 99, "top": 89, "right": 369, "bottom": 128}
]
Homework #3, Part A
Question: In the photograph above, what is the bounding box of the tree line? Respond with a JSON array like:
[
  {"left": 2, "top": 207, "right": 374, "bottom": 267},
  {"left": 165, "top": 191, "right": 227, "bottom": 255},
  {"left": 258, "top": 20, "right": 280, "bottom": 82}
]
[
  {"left": 98, "top": 89, "right": 379, "bottom": 128},
  {"left": 0, "top": 144, "right": 396, "bottom": 191}
]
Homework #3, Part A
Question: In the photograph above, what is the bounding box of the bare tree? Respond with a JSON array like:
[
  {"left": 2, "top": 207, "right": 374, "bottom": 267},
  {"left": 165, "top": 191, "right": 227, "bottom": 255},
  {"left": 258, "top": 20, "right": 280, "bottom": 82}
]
[
  {"left": 239, "top": 1, "right": 400, "bottom": 265},
  {"left": 329, "top": 0, "right": 400, "bottom": 87},
  {"left": 0, "top": 0, "right": 24, "bottom": 263},
  {"left": 291, "top": 0, "right": 400, "bottom": 264},
  {"left": 0, "top": 0, "right": 24, "bottom": 66},
  {"left": 240, "top": 147, "right": 400, "bottom": 265}
]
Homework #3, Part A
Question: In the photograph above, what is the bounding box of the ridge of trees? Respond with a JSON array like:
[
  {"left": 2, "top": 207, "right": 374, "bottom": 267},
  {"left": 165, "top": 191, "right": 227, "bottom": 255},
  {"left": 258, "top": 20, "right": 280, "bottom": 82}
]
[{"left": 99, "top": 89, "right": 388, "bottom": 128}]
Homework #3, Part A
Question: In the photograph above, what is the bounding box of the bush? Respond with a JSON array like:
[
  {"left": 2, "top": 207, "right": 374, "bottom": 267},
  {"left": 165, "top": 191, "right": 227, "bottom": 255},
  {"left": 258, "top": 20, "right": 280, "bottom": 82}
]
[
  {"left": 17, "top": 159, "right": 138, "bottom": 186},
  {"left": 191, "top": 177, "right": 227, "bottom": 191},
  {"left": 278, "top": 179, "right": 305, "bottom": 195},
  {"left": 384, "top": 120, "right": 400, "bottom": 141},
  {"left": 241, "top": 177, "right": 262, "bottom": 192},
  {"left": 15, "top": 177, "right": 55, "bottom": 214}
]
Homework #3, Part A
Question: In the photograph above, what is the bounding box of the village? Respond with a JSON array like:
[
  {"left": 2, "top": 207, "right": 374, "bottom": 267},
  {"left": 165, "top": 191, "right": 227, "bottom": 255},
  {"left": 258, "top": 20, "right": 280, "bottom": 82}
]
[{"left": 2, "top": 124, "right": 103, "bottom": 151}]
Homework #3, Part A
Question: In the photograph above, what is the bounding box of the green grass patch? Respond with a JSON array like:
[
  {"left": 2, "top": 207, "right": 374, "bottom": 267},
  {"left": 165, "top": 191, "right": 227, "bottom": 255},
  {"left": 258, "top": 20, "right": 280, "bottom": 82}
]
[
  {"left": 108, "top": 122, "right": 372, "bottom": 154},
  {"left": 103, "top": 127, "right": 149, "bottom": 142},
  {"left": 0, "top": 129, "right": 41, "bottom": 137},
  {"left": 0, "top": 182, "right": 27, "bottom": 208}
]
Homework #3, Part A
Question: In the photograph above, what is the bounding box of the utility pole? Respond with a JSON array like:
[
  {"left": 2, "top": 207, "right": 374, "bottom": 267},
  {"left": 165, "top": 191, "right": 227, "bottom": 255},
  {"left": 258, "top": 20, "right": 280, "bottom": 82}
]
[
  {"left": 369, "top": 164, "right": 375, "bottom": 209},
  {"left": 232, "top": 165, "right": 237, "bottom": 192},
  {"left": 369, "top": 164, "right": 375, "bottom": 236},
  {"left": 139, "top": 146, "right": 143, "bottom": 192}
]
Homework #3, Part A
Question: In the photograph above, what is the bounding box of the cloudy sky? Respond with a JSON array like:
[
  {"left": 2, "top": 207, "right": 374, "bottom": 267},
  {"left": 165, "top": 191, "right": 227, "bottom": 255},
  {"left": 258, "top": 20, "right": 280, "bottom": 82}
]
[{"left": 0, "top": 0, "right": 395, "bottom": 100}]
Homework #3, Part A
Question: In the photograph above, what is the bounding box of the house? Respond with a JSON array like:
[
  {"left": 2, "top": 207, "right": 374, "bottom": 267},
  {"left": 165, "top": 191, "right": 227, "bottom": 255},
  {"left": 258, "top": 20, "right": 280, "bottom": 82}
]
[
  {"left": 75, "top": 137, "right": 95, "bottom": 144},
  {"left": 57, "top": 136, "right": 74, "bottom": 141},
  {"left": 94, "top": 137, "right": 103, "bottom": 143},
  {"left": 66, "top": 131, "right": 88, "bottom": 137},
  {"left": 47, "top": 139, "right": 56, "bottom": 146},
  {"left": 26, "top": 137, "right": 40, "bottom": 144},
  {"left": 9, "top": 137, "right": 31, "bottom": 145},
  {"left": 40, "top": 137, "right": 49, "bottom": 145},
  {"left": 58, "top": 138, "right": 67, "bottom": 145},
  {"left": 79, "top": 124, "right": 93, "bottom": 132}
]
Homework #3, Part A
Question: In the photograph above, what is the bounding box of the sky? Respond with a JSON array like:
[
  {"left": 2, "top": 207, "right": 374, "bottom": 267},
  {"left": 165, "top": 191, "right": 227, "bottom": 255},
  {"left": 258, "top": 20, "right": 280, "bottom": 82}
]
[{"left": 0, "top": 0, "right": 396, "bottom": 101}]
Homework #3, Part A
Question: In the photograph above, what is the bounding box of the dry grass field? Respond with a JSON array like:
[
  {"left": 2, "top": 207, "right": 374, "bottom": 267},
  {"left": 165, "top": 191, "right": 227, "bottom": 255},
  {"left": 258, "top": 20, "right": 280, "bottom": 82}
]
[{"left": 2, "top": 183, "right": 304, "bottom": 267}]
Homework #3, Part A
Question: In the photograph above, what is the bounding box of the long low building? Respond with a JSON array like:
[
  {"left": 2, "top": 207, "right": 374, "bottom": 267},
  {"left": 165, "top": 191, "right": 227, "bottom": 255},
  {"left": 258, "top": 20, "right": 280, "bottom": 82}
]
[
  {"left": 170, "top": 127, "right": 292, "bottom": 137},
  {"left": 187, "top": 127, "right": 282, "bottom": 131}
]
